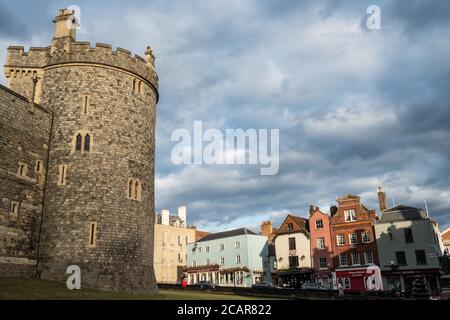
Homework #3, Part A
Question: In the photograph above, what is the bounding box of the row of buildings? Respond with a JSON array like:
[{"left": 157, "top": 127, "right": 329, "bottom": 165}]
[{"left": 155, "top": 189, "right": 448, "bottom": 296}]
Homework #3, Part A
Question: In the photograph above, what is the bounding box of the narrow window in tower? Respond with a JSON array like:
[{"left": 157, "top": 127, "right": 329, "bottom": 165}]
[
  {"left": 82, "top": 95, "right": 89, "bottom": 114},
  {"left": 18, "top": 162, "right": 28, "bottom": 177},
  {"left": 75, "top": 133, "right": 82, "bottom": 151},
  {"left": 88, "top": 222, "right": 97, "bottom": 248},
  {"left": 10, "top": 201, "right": 19, "bottom": 215},
  {"left": 134, "top": 180, "right": 140, "bottom": 200},
  {"left": 35, "top": 160, "right": 42, "bottom": 173},
  {"left": 84, "top": 134, "right": 91, "bottom": 152},
  {"left": 132, "top": 78, "right": 137, "bottom": 91},
  {"left": 58, "top": 164, "right": 67, "bottom": 185},
  {"left": 128, "top": 179, "right": 134, "bottom": 198},
  {"left": 138, "top": 81, "right": 142, "bottom": 93}
]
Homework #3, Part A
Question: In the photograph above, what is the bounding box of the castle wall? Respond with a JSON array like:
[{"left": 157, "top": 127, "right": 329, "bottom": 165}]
[
  {"left": 0, "top": 85, "right": 52, "bottom": 277},
  {"left": 1, "top": 8, "right": 159, "bottom": 294}
]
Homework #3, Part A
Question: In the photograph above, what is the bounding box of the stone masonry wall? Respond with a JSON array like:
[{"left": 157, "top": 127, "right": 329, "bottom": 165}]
[
  {"left": 37, "top": 60, "right": 158, "bottom": 294},
  {"left": 2, "top": 9, "right": 159, "bottom": 294},
  {"left": 0, "top": 84, "right": 52, "bottom": 277}
]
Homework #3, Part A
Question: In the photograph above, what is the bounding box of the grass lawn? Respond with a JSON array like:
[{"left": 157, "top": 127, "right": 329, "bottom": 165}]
[{"left": 0, "top": 278, "right": 265, "bottom": 300}]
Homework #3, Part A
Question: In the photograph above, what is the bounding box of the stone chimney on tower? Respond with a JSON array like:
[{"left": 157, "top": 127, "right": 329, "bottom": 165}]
[
  {"left": 178, "top": 206, "right": 187, "bottom": 228},
  {"left": 51, "top": 8, "right": 78, "bottom": 54},
  {"left": 378, "top": 186, "right": 387, "bottom": 212},
  {"left": 161, "top": 209, "right": 170, "bottom": 226}
]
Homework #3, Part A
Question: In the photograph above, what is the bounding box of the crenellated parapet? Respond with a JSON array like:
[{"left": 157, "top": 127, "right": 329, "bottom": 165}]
[{"left": 5, "top": 42, "right": 158, "bottom": 89}]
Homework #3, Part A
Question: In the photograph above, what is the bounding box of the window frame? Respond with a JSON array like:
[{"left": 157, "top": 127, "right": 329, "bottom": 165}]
[
  {"left": 319, "top": 257, "right": 328, "bottom": 269},
  {"left": 349, "top": 233, "right": 358, "bottom": 245},
  {"left": 344, "top": 209, "right": 357, "bottom": 222},
  {"left": 315, "top": 219, "right": 323, "bottom": 230},
  {"left": 10, "top": 201, "right": 20, "bottom": 215},
  {"left": 88, "top": 221, "right": 97, "bottom": 248},
  {"left": 337, "top": 234, "right": 345, "bottom": 246},
  {"left": 415, "top": 250, "right": 427, "bottom": 265},
  {"left": 18, "top": 162, "right": 28, "bottom": 177},
  {"left": 395, "top": 251, "right": 407, "bottom": 266},
  {"left": 364, "top": 250, "right": 374, "bottom": 265},
  {"left": 288, "top": 255, "right": 299, "bottom": 269},
  {"left": 35, "top": 160, "right": 43, "bottom": 173},
  {"left": 57, "top": 164, "right": 67, "bottom": 186},
  {"left": 361, "top": 231, "right": 371, "bottom": 243},
  {"left": 339, "top": 253, "right": 348, "bottom": 266},
  {"left": 317, "top": 237, "right": 326, "bottom": 250},
  {"left": 404, "top": 228, "right": 414, "bottom": 243},
  {"left": 351, "top": 251, "right": 361, "bottom": 266},
  {"left": 288, "top": 237, "right": 297, "bottom": 250}
]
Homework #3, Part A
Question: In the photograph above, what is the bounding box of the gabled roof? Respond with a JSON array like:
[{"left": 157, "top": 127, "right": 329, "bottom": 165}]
[
  {"left": 290, "top": 215, "right": 309, "bottom": 231},
  {"left": 273, "top": 214, "right": 310, "bottom": 239},
  {"left": 441, "top": 228, "right": 450, "bottom": 240},
  {"left": 195, "top": 230, "right": 211, "bottom": 241},
  {"left": 197, "top": 228, "right": 256, "bottom": 242},
  {"left": 336, "top": 193, "right": 361, "bottom": 202}
]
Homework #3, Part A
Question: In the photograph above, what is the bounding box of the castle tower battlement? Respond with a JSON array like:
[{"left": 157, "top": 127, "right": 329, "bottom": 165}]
[
  {"left": 0, "top": 8, "right": 159, "bottom": 294},
  {"left": 4, "top": 42, "right": 158, "bottom": 104},
  {"left": 5, "top": 43, "right": 158, "bottom": 86}
]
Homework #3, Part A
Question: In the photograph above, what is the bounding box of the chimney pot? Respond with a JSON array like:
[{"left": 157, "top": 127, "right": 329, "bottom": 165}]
[{"left": 161, "top": 209, "right": 170, "bottom": 226}]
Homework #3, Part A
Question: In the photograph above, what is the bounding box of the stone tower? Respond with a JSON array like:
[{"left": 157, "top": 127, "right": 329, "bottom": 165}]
[{"left": 4, "top": 9, "right": 159, "bottom": 294}]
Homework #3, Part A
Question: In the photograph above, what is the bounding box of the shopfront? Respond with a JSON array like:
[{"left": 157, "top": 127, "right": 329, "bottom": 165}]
[
  {"left": 334, "top": 265, "right": 383, "bottom": 291},
  {"left": 382, "top": 268, "right": 441, "bottom": 296},
  {"left": 271, "top": 268, "right": 313, "bottom": 288}
]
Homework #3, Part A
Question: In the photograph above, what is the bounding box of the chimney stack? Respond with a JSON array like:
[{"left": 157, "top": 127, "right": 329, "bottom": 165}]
[
  {"left": 260, "top": 221, "right": 273, "bottom": 237},
  {"left": 51, "top": 8, "right": 78, "bottom": 55},
  {"left": 161, "top": 209, "right": 170, "bottom": 225},
  {"left": 178, "top": 206, "right": 187, "bottom": 227},
  {"left": 378, "top": 186, "right": 387, "bottom": 212},
  {"left": 53, "top": 8, "right": 77, "bottom": 40},
  {"left": 330, "top": 205, "right": 338, "bottom": 216}
]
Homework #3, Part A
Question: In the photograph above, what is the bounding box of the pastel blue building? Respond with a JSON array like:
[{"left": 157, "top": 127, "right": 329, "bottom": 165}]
[{"left": 185, "top": 228, "right": 271, "bottom": 287}]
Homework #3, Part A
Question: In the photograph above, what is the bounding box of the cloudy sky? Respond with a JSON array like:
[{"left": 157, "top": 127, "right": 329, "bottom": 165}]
[{"left": 1, "top": 0, "right": 449, "bottom": 232}]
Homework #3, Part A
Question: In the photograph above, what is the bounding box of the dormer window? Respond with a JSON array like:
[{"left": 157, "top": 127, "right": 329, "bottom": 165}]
[{"left": 287, "top": 223, "right": 293, "bottom": 231}]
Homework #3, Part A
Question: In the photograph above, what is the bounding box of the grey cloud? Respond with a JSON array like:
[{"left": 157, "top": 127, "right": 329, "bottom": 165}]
[{"left": 1, "top": 0, "right": 449, "bottom": 230}]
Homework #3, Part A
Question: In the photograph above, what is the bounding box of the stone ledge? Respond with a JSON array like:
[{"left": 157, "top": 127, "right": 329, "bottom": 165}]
[{"left": 0, "top": 256, "right": 37, "bottom": 266}]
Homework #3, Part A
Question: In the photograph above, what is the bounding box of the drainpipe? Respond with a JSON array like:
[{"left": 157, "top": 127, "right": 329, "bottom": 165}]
[{"left": 35, "top": 98, "right": 54, "bottom": 277}]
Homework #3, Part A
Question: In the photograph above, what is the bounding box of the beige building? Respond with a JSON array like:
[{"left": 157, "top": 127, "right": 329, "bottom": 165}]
[{"left": 154, "top": 206, "right": 197, "bottom": 283}]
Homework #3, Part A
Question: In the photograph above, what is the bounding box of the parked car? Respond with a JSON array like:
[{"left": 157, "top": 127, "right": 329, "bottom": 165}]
[
  {"left": 192, "top": 281, "right": 217, "bottom": 291},
  {"left": 300, "top": 282, "right": 331, "bottom": 291},
  {"left": 251, "top": 282, "right": 283, "bottom": 289}
]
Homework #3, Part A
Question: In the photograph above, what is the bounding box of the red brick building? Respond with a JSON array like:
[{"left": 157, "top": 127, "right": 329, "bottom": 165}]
[
  {"left": 330, "top": 194, "right": 382, "bottom": 291},
  {"left": 309, "top": 206, "right": 334, "bottom": 288}
]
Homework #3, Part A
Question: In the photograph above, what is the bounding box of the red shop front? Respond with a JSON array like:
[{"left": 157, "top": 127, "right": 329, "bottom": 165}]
[{"left": 334, "top": 266, "right": 383, "bottom": 291}]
